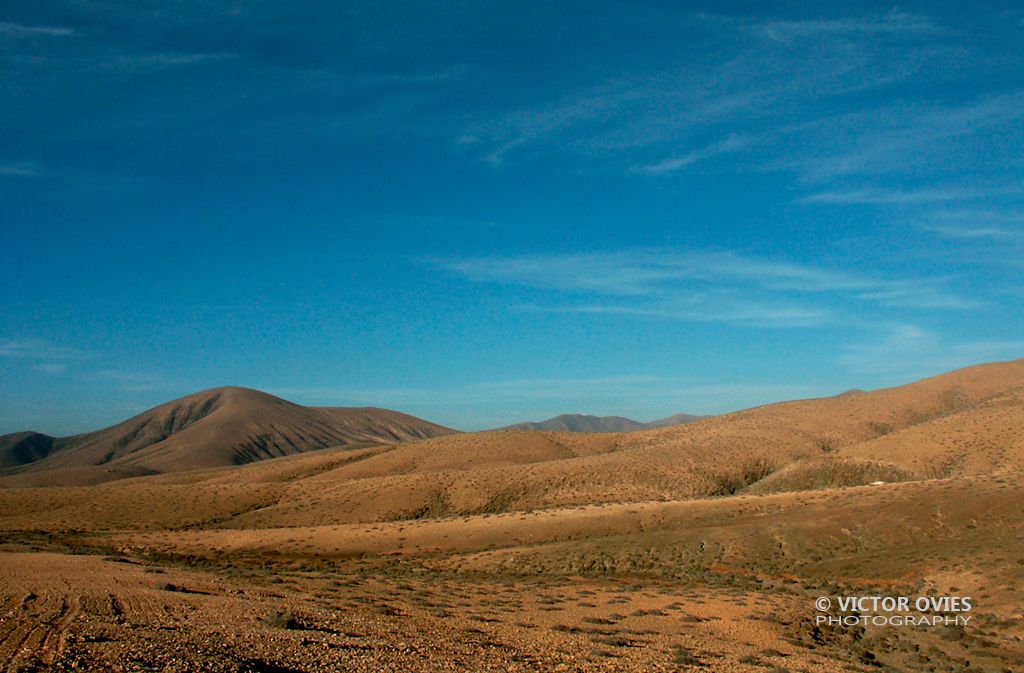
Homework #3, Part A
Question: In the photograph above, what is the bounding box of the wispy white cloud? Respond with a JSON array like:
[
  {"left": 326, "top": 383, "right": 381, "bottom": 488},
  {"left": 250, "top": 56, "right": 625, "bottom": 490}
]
[
  {"left": 0, "top": 342, "right": 169, "bottom": 389},
  {"left": 470, "top": 375, "right": 658, "bottom": 392},
  {"left": 469, "top": 57, "right": 848, "bottom": 163},
  {"left": 32, "top": 363, "right": 68, "bottom": 375},
  {"left": 0, "top": 340, "right": 88, "bottom": 360},
  {"left": 469, "top": 79, "right": 641, "bottom": 164},
  {"left": 0, "top": 163, "right": 44, "bottom": 178},
  {"left": 927, "top": 224, "right": 1024, "bottom": 241},
  {"left": 520, "top": 299, "right": 830, "bottom": 328},
  {"left": 461, "top": 10, "right": 955, "bottom": 167},
  {"left": 0, "top": 21, "right": 76, "bottom": 38},
  {"left": 839, "top": 325, "right": 937, "bottom": 374},
  {"left": 923, "top": 208, "right": 1024, "bottom": 241},
  {"left": 437, "top": 249, "right": 976, "bottom": 327},
  {"left": 629, "top": 134, "right": 749, "bottom": 174},
  {"left": 838, "top": 325, "right": 1024, "bottom": 374},
  {"left": 800, "top": 184, "right": 1022, "bottom": 205},
  {"left": 0, "top": 342, "right": 175, "bottom": 390},
  {"left": 442, "top": 250, "right": 869, "bottom": 296},
  {"left": 94, "top": 51, "right": 238, "bottom": 72},
  {"left": 751, "top": 11, "right": 944, "bottom": 42},
  {"left": 778, "top": 92, "right": 1024, "bottom": 183},
  {"left": 86, "top": 369, "right": 169, "bottom": 392},
  {"left": 658, "top": 382, "right": 837, "bottom": 414},
  {"left": 457, "top": 8, "right": 1024, "bottom": 237},
  {"left": 853, "top": 283, "right": 982, "bottom": 310},
  {"left": 462, "top": 51, "right": 854, "bottom": 163}
]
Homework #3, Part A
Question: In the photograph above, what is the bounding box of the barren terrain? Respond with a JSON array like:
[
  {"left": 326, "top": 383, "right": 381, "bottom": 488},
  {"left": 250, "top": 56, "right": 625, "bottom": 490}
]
[{"left": 1, "top": 360, "right": 1022, "bottom": 671}]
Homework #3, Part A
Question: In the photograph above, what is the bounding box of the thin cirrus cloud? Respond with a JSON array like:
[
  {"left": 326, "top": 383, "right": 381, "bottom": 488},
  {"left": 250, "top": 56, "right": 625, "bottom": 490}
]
[
  {"left": 749, "top": 11, "right": 945, "bottom": 42},
  {"left": 624, "top": 89, "right": 1024, "bottom": 185},
  {"left": 838, "top": 325, "right": 1024, "bottom": 375},
  {"left": 629, "top": 134, "right": 750, "bottom": 175},
  {"left": 522, "top": 300, "right": 831, "bottom": 329},
  {"left": 459, "top": 10, "right": 1024, "bottom": 231},
  {"left": 927, "top": 224, "right": 1024, "bottom": 242},
  {"left": 799, "top": 184, "right": 1023, "bottom": 206},
  {"left": 85, "top": 369, "right": 169, "bottom": 392},
  {"left": 91, "top": 51, "right": 238, "bottom": 72},
  {"left": 443, "top": 250, "right": 869, "bottom": 295},
  {"left": 779, "top": 92, "right": 1024, "bottom": 183},
  {"left": 32, "top": 363, "right": 69, "bottom": 375},
  {"left": 923, "top": 208, "right": 1024, "bottom": 241},
  {"left": 0, "top": 340, "right": 89, "bottom": 360},
  {"left": 0, "top": 21, "right": 76, "bottom": 38},
  {"left": 0, "top": 164, "right": 43, "bottom": 178},
  {"left": 436, "top": 249, "right": 979, "bottom": 327},
  {"left": 469, "top": 52, "right": 862, "bottom": 164},
  {"left": 461, "top": 10, "right": 955, "bottom": 165},
  {"left": 0, "top": 340, "right": 168, "bottom": 391}
]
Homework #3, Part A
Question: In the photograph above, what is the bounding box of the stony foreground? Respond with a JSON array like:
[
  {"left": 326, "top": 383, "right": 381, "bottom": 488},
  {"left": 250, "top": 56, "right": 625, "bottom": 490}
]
[{"left": 1, "top": 543, "right": 1016, "bottom": 673}]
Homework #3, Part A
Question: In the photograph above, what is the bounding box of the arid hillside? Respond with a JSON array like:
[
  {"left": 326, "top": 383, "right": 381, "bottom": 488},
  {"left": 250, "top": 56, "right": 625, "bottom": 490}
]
[{"left": 1, "top": 359, "right": 1021, "bottom": 529}]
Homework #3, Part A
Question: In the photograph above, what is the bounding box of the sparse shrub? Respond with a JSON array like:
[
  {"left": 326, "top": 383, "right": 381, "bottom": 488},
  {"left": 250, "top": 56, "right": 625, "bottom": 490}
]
[
  {"left": 816, "top": 436, "right": 839, "bottom": 453},
  {"left": 708, "top": 456, "right": 776, "bottom": 495},
  {"left": 746, "top": 458, "right": 917, "bottom": 494},
  {"left": 592, "top": 635, "right": 632, "bottom": 647},
  {"left": 940, "top": 387, "right": 968, "bottom": 412},
  {"left": 260, "top": 611, "right": 300, "bottom": 630},
  {"left": 868, "top": 421, "right": 894, "bottom": 436},
  {"left": 670, "top": 644, "right": 703, "bottom": 666}
]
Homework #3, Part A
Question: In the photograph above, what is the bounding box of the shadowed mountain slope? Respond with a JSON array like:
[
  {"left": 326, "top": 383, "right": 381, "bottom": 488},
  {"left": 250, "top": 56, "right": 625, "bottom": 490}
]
[{"left": 0, "top": 432, "right": 58, "bottom": 469}]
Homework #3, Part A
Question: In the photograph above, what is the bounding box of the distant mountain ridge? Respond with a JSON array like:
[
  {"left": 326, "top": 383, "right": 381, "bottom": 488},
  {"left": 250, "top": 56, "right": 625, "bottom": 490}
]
[
  {"left": 0, "top": 386, "right": 455, "bottom": 480},
  {"left": 500, "top": 412, "right": 702, "bottom": 433}
]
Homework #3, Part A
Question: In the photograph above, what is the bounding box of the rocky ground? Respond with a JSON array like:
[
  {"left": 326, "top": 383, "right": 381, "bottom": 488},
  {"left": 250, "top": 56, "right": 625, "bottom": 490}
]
[{"left": 2, "top": 539, "right": 1016, "bottom": 673}]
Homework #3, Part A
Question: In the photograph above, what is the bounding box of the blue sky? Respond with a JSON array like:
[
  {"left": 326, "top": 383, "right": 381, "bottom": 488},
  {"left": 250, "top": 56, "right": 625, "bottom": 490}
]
[{"left": 2, "top": 1, "right": 1023, "bottom": 434}]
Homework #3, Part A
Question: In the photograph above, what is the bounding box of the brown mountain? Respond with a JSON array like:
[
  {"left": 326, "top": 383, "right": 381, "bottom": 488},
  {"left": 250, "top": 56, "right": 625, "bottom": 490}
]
[
  {"left": 0, "top": 386, "right": 455, "bottom": 480},
  {"left": 500, "top": 411, "right": 701, "bottom": 432},
  {"left": 640, "top": 412, "right": 704, "bottom": 429}
]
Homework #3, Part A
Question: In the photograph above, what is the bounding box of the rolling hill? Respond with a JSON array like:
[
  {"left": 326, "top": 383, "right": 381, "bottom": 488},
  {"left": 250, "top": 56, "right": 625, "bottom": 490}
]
[
  {"left": 3, "top": 358, "right": 1021, "bottom": 525},
  {"left": 0, "top": 386, "right": 455, "bottom": 481}
]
